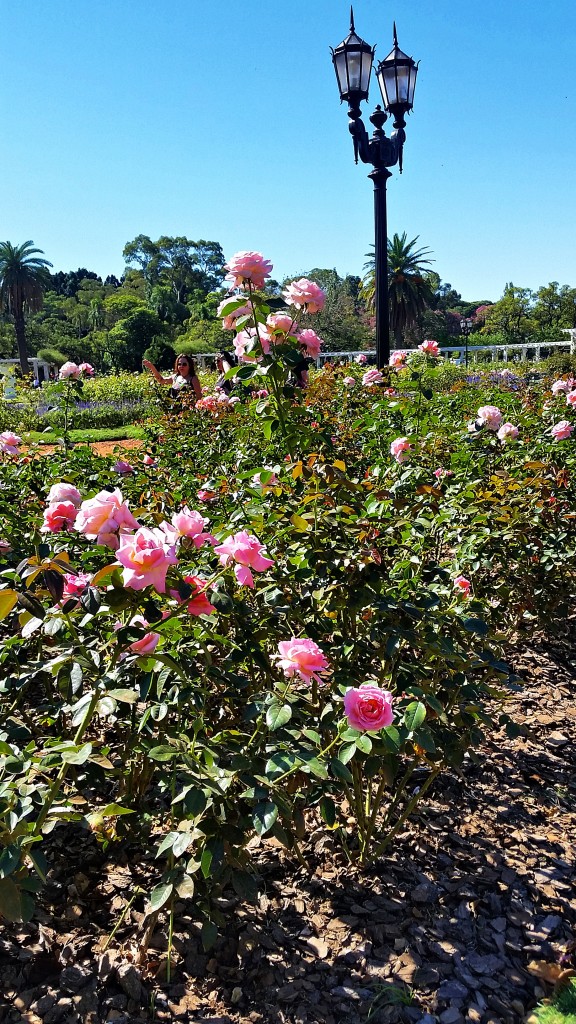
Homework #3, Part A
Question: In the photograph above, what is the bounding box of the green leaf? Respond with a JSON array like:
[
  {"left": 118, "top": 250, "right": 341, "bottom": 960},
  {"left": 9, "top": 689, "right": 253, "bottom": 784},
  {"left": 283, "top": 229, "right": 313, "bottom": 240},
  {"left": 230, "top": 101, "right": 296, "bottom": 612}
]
[
  {"left": 0, "top": 877, "right": 35, "bottom": 922},
  {"left": 330, "top": 757, "right": 353, "bottom": 783},
  {"left": 148, "top": 745, "right": 178, "bottom": 762},
  {"left": 253, "top": 800, "right": 279, "bottom": 836},
  {"left": 403, "top": 702, "right": 427, "bottom": 734},
  {"left": 355, "top": 735, "right": 373, "bottom": 754},
  {"left": 201, "top": 919, "right": 218, "bottom": 951},
  {"left": 149, "top": 881, "right": 173, "bottom": 912},
  {"left": 61, "top": 743, "right": 92, "bottom": 765},
  {"left": 338, "top": 742, "right": 357, "bottom": 765},
  {"left": 266, "top": 703, "right": 292, "bottom": 731},
  {"left": 0, "top": 846, "right": 21, "bottom": 879},
  {"left": 107, "top": 688, "right": 139, "bottom": 704},
  {"left": 320, "top": 796, "right": 337, "bottom": 827},
  {"left": 461, "top": 617, "right": 490, "bottom": 636}
]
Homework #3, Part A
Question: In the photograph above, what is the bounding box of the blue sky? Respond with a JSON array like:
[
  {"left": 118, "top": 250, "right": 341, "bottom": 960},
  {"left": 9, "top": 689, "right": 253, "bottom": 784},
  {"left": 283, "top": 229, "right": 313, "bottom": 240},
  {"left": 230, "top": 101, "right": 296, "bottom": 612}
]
[{"left": 1, "top": 0, "right": 575, "bottom": 303}]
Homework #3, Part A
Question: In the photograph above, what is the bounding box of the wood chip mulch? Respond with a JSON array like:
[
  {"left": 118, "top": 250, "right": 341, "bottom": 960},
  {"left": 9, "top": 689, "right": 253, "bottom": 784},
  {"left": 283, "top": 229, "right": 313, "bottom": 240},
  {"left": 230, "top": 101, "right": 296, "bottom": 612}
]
[{"left": 1, "top": 627, "right": 574, "bottom": 1024}]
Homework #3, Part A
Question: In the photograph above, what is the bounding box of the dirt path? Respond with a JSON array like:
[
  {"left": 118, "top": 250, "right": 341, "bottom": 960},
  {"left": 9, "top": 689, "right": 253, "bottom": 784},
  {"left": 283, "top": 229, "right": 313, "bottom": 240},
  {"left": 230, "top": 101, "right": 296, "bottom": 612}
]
[
  {"left": 33, "top": 439, "right": 144, "bottom": 458},
  {"left": 0, "top": 630, "right": 574, "bottom": 1024}
]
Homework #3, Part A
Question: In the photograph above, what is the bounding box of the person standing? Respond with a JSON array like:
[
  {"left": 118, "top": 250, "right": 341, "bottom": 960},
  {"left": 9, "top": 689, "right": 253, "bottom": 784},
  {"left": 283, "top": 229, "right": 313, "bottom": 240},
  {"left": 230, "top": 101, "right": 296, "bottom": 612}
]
[{"left": 143, "top": 354, "right": 202, "bottom": 400}]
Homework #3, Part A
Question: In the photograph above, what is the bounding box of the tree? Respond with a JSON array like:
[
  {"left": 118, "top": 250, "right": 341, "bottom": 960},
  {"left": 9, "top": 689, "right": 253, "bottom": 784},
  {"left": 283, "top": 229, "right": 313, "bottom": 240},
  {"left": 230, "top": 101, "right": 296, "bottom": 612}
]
[
  {"left": 0, "top": 240, "right": 53, "bottom": 372},
  {"left": 105, "top": 309, "right": 167, "bottom": 370},
  {"left": 294, "top": 268, "right": 373, "bottom": 351},
  {"left": 122, "top": 235, "right": 226, "bottom": 303},
  {"left": 362, "top": 234, "right": 434, "bottom": 346},
  {"left": 481, "top": 284, "right": 536, "bottom": 343}
]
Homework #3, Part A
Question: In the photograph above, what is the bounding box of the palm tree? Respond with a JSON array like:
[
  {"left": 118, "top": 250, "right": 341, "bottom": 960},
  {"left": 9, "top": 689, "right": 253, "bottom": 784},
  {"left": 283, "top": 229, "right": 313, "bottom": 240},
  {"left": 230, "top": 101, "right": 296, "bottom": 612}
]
[
  {"left": 361, "top": 233, "right": 434, "bottom": 346},
  {"left": 0, "top": 241, "right": 53, "bottom": 373}
]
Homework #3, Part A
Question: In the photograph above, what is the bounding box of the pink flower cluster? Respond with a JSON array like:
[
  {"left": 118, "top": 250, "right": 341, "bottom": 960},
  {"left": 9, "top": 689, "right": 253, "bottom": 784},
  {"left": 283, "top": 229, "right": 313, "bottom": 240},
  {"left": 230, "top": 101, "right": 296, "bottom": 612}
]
[
  {"left": 282, "top": 278, "right": 325, "bottom": 313},
  {"left": 344, "top": 684, "right": 394, "bottom": 731},
  {"left": 0, "top": 431, "right": 23, "bottom": 455},
  {"left": 225, "top": 251, "right": 273, "bottom": 291},
  {"left": 551, "top": 378, "right": 576, "bottom": 395},
  {"left": 42, "top": 482, "right": 83, "bottom": 534},
  {"left": 59, "top": 361, "right": 94, "bottom": 380},
  {"left": 497, "top": 422, "right": 519, "bottom": 444},
  {"left": 214, "top": 530, "right": 274, "bottom": 588},
  {"left": 274, "top": 638, "right": 330, "bottom": 685},
  {"left": 62, "top": 572, "right": 92, "bottom": 602},
  {"left": 390, "top": 437, "right": 411, "bottom": 463},
  {"left": 418, "top": 339, "right": 440, "bottom": 357}
]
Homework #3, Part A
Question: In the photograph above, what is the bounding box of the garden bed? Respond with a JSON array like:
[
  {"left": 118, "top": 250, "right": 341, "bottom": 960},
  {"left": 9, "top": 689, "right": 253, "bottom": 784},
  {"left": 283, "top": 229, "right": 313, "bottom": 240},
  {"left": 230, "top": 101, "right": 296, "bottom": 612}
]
[{"left": 0, "top": 626, "right": 574, "bottom": 1024}]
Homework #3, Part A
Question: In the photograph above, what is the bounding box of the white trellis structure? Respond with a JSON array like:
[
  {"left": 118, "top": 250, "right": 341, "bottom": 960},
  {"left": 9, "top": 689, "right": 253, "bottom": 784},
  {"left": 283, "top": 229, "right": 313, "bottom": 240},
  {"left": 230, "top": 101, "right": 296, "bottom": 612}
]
[{"left": 0, "top": 357, "right": 51, "bottom": 381}]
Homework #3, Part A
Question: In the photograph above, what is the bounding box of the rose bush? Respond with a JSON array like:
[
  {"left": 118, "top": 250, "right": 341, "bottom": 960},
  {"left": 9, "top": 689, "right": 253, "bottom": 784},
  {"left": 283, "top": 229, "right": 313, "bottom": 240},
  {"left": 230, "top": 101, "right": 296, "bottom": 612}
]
[{"left": 0, "top": 252, "right": 575, "bottom": 949}]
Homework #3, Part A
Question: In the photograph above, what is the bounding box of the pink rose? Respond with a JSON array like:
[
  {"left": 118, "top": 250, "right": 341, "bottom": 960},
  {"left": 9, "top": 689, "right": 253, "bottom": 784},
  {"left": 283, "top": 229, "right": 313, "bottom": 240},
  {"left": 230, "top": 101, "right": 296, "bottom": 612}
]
[
  {"left": 172, "top": 575, "right": 216, "bottom": 617},
  {"left": 47, "top": 482, "right": 82, "bottom": 506},
  {"left": 282, "top": 278, "right": 326, "bottom": 313},
  {"left": 273, "top": 638, "right": 330, "bottom": 685},
  {"left": 344, "top": 684, "right": 394, "bottom": 731},
  {"left": 476, "top": 405, "right": 503, "bottom": 431},
  {"left": 362, "top": 368, "right": 384, "bottom": 387},
  {"left": 59, "top": 361, "right": 81, "bottom": 379},
  {"left": 342, "top": 376, "right": 356, "bottom": 387},
  {"left": 75, "top": 488, "right": 139, "bottom": 549},
  {"left": 0, "top": 431, "right": 23, "bottom": 455},
  {"left": 390, "top": 350, "right": 408, "bottom": 368},
  {"left": 355, "top": 354, "right": 368, "bottom": 365},
  {"left": 41, "top": 501, "right": 78, "bottom": 533},
  {"left": 566, "top": 391, "right": 576, "bottom": 407},
  {"left": 128, "top": 617, "right": 161, "bottom": 656},
  {"left": 233, "top": 328, "right": 259, "bottom": 362},
  {"left": 266, "top": 312, "right": 296, "bottom": 336},
  {"left": 551, "top": 420, "right": 573, "bottom": 440},
  {"left": 251, "top": 468, "right": 278, "bottom": 488},
  {"left": 225, "top": 251, "right": 273, "bottom": 290},
  {"left": 434, "top": 467, "right": 454, "bottom": 479},
  {"left": 454, "top": 575, "right": 471, "bottom": 597},
  {"left": 214, "top": 530, "right": 274, "bottom": 588},
  {"left": 252, "top": 389, "right": 269, "bottom": 399},
  {"left": 497, "top": 422, "right": 519, "bottom": 443},
  {"left": 390, "top": 437, "right": 411, "bottom": 463},
  {"left": 165, "top": 507, "right": 215, "bottom": 547},
  {"left": 551, "top": 378, "right": 576, "bottom": 395},
  {"left": 418, "top": 339, "right": 440, "bottom": 357},
  {"left": 62, "top": 572, "right": 92, "bottom": 601},
  {"left": 142, "top": 454, "right": 157, "bottom": 467},
  {"left": 197, "top": 488, "right": 217, "bottom": 502},
  {"left": 113, "top": 460, "right": 135, "bottom": 475},
  {"left": 298, "top": 328, "right": 323, "bottom": 358},
  {"left": 0, "top": 538, "right": 12, "bottom": 555},
  {"left": 115, "top": 526, "right": 178, "bottom": 593},
  {"left": 79, "top": 362, "right": 94, "bottom": 376}
]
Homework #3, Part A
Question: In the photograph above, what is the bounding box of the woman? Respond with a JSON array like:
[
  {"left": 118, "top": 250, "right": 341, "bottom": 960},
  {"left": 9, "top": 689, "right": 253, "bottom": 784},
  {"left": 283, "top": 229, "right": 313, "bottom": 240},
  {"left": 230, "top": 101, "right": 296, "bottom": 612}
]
[
  {"left": 215, "top": 350, "right": 236, "bottom": 396},
  {"left": 143, "top": 354, "right": 202, "bottom": 400}
]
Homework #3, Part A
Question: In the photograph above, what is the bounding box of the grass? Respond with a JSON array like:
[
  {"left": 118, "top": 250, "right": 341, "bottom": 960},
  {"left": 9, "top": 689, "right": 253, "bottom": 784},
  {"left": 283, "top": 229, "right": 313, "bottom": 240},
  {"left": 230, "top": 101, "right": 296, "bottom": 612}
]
[
  {"left": 530, "top": 980, "right": 576, "bottom": 1023},
  {"left": 26, "top": 425, "right": 146, "bottom": 444}
]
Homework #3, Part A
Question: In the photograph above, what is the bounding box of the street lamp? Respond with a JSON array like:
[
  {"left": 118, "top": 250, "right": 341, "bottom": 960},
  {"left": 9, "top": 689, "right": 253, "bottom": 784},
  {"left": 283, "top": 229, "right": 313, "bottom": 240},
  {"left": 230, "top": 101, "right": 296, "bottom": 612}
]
[
  {"left": 460, "top": 317, "right": 473, "bottom": 367},
  {"left": 331, "top": 9, "right": 418, "bottom": 368}
]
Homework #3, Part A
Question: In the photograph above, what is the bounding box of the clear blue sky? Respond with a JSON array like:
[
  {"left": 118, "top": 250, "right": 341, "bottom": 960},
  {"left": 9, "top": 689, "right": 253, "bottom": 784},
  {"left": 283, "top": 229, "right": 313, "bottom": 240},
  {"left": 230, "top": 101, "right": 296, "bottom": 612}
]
[{"left": 1, "top": 0, "right": 575, "bottom": 303}]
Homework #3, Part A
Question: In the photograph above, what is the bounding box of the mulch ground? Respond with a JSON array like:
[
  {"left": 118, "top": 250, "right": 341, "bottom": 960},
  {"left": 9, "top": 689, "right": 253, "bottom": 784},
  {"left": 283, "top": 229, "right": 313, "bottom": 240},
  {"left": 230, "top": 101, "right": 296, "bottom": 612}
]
[{"left": 1, "top": 627, "right": 574, "bottom": 1024}]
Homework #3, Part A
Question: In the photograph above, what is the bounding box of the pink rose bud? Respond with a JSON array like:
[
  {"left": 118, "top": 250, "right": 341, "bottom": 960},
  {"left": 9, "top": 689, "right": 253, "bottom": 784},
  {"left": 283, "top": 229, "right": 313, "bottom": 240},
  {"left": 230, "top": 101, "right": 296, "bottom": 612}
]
[
  {"left": 273, "top": 638, "right": 330, "bottom": 685},
  {"left": 79, "top": 362, "right": 95, "bottom": 376},
  {"left": 344, "top": 684, "right": 394, "bottom": 731}
]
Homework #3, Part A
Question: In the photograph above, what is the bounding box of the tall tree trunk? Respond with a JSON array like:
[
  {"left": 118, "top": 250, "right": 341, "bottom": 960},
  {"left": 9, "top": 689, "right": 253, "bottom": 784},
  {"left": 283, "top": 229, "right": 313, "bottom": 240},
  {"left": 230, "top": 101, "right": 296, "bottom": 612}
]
[{"left": 14, "top": 311, "right": 29, "bottom": 375}]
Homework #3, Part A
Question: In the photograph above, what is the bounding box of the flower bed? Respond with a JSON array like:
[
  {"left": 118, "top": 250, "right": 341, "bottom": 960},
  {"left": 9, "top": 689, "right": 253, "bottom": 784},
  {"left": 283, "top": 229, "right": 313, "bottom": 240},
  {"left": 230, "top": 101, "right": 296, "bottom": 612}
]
[{"left": 0, "top": 253, "right": 575, "bottom": 970}]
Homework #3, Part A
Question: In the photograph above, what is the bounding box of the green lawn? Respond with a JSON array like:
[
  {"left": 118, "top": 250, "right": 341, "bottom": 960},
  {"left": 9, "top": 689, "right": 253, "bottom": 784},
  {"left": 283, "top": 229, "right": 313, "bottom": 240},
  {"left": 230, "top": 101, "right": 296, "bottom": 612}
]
[{"left": 26, "top": 425, "right": 146, "bottom": 445}]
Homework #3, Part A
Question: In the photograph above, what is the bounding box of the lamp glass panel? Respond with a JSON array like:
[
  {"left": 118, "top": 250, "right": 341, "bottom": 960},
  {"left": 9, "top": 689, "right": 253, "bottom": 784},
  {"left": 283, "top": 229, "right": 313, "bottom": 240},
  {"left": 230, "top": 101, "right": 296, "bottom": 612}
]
[
  {"left": 361, "top": 49, "right": 373, "bottom": 92},
  {"left": 347, "top": 52, "right": 362, "bottom": 91},
  {"left": 395, "top": 65, "right": 410, "bottom": 103},
  {"left": 334, "top": 50, "right": 349, "bottom": 97}
]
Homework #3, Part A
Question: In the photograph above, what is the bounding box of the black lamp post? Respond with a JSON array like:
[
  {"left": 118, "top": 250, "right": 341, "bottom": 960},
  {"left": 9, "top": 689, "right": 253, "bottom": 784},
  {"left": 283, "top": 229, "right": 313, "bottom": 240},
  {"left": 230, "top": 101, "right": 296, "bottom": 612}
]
[
  {"left": 460, "top": 317, "right": 473, "bottom": 367},
  {"left": 331, "top": 9, "right": 418, "bottom": 369}
]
